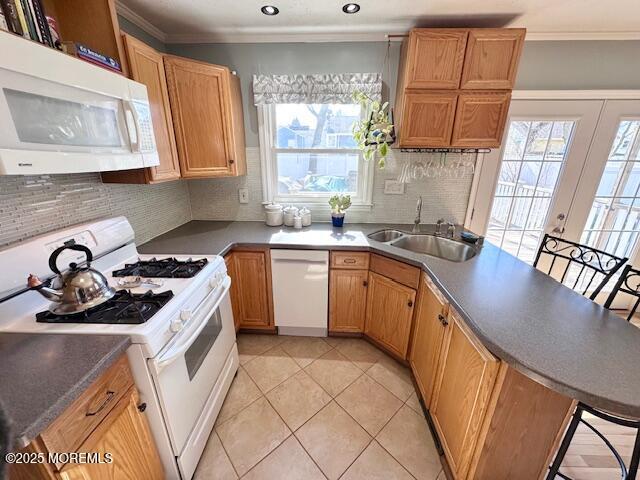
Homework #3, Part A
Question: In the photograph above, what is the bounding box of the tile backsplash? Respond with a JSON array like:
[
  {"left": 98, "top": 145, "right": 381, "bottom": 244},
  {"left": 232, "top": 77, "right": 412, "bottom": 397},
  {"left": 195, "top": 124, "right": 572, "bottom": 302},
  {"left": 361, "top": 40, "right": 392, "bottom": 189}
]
[
  {"left": 0, "top": 174, "right": 191, "bottom": 248},
  {"left": 188, "top": 148, "right": 474, "bottom": 225},
  {"left": 0, "top": 148, "right": 474, "bottom": 249}
]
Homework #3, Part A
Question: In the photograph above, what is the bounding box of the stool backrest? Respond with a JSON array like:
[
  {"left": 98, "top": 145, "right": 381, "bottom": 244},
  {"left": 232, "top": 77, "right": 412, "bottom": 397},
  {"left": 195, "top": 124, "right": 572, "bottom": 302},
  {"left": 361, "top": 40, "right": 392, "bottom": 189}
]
[
  {"left": 603, "top": 264, "right": 640, "bottom": 322},
  {"left": 533, "top": 234, "right": 628, "bottom": 300}
]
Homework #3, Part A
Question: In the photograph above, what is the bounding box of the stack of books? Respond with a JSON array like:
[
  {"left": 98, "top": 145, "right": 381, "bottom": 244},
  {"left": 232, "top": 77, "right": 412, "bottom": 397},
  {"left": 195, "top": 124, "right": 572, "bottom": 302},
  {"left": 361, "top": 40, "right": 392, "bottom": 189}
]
[{"left": 0, "top": 0, "right": 56, "bottom": 48}]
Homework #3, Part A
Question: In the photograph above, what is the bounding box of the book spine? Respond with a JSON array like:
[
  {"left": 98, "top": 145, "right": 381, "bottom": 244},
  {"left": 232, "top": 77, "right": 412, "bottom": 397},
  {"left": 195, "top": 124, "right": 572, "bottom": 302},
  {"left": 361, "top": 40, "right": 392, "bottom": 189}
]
[
  {"left": 30, "top": 0, "right": 51, "bottom": 46},
  {"left": 75, "top": 43, "right": 122, "bottom": 72},
  {"left": 0, "top": 0, "right": 24, "bottom": 35},
  {"left": 24, "top": 0, "right": 42, "bottom": 43},
  {"left": 13, "top": 0, "right": 29, "bottom": 38}
]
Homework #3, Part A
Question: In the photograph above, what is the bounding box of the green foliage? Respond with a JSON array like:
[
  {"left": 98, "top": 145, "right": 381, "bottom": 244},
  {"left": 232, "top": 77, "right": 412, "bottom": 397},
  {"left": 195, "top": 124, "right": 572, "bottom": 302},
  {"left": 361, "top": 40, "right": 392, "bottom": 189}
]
[
  {"left": 328, "top": 194, "right": 352, "bottom": 214},
  {"left": 351, "top": 90, "right": 394, "bottom": 168}
]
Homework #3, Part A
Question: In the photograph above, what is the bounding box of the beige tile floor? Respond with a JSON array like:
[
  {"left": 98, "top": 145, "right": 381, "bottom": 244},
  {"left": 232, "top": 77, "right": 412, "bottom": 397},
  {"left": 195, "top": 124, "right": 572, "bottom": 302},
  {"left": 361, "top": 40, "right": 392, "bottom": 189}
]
[{"left": 195, "top": 334, "right": 443, "bottom": 480}]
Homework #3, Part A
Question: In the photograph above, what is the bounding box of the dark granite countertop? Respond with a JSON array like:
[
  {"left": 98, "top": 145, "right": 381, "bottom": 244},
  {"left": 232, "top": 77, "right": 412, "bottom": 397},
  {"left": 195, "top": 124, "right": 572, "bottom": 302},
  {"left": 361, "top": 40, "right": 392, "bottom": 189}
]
[
  {"left": 0, "top": 333, "right": 130, "bottom": 448},
  {"left": 140, "top": 221, "right": 640, "bottom": 418}
]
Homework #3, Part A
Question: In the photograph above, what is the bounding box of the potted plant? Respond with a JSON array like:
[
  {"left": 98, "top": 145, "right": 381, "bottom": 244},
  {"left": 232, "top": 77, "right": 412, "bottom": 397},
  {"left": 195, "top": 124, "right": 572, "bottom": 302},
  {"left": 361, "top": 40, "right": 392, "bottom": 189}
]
[
  {"left": 328, "top": 194, "right": 352, "bottom": 227},
  {"left": 352, "top": 90, "right": 395, "bottom": 168}
]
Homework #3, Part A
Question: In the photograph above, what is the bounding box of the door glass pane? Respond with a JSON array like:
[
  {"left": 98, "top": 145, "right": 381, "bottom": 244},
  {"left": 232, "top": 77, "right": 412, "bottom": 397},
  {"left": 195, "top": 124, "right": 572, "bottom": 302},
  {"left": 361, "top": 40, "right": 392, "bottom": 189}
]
[
  {"left": 487, "top": 120, "right": 576, "bottom": 263},
  {"left": 184, "top": 308, "right": 222, "bottom": 380},
  {"left": 580, "top": 120, "right": 640, "bottom": 263}
]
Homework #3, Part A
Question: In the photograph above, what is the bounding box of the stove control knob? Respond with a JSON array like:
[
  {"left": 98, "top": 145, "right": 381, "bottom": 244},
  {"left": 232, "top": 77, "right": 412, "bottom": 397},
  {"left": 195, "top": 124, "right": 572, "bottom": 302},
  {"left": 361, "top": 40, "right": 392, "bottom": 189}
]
[
  {"left": 209, "top": 277, "right": 219, "bottom": 289},
  {"left": 170, "top": 318, "right": 184, "bottom": 333},
  {"left": 180, "top": 310, "right": 191, "bottom": 321}
]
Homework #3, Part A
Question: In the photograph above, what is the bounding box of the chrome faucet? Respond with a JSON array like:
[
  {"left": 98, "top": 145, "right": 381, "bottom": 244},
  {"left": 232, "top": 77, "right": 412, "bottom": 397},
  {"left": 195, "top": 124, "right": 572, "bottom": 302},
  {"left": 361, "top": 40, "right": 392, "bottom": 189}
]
[
  {"left": 447, "top": 222, "right": 456, "bottom": 239},
  {"left": 435, "top": 218, "right": 445, "bottom": 236},
  {"left": 412, "top": 196, "right": 423, "bottom": 233}
]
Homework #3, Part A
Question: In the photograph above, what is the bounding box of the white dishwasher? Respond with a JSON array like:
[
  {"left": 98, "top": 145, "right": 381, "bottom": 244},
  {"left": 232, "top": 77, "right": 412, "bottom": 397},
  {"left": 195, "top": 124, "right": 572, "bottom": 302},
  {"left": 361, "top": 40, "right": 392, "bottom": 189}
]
[{"left": 270, "top": 249, "right": 329, "bottom": 336}]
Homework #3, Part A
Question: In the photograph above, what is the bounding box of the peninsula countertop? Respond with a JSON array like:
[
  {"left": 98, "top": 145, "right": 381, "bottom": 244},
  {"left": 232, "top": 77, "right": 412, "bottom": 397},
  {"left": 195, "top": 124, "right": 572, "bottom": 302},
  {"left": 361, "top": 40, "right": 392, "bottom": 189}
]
[
  {"left": 0, "top": 332, "right": 130, "bottom": 447},
  {"left": 140, "top": 220, "right": 640, "bottom": 418}
]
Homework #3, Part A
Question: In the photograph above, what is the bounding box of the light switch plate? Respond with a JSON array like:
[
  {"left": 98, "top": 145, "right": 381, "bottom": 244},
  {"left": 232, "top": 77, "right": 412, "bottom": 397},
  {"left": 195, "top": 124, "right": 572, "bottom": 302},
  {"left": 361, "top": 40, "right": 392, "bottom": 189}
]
[
  {"left": 384, "top": 179, "right": 405, "bottom": 195},
  {"left": 238, "top": 188, "right": 249, "bottom": 204}
]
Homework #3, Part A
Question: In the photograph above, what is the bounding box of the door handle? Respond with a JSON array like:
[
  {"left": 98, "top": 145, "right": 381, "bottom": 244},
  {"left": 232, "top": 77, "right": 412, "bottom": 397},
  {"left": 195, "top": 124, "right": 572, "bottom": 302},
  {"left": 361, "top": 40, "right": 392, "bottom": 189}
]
[{"left": 552, "top": 213, "right": 566, "bottom": 235}]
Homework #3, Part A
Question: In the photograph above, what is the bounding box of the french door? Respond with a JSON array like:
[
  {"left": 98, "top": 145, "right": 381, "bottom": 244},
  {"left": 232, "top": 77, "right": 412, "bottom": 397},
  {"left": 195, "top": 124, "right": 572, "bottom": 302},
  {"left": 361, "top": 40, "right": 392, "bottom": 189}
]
[{"left": 470, "top": 98, "right": 640, "bottom": 303}]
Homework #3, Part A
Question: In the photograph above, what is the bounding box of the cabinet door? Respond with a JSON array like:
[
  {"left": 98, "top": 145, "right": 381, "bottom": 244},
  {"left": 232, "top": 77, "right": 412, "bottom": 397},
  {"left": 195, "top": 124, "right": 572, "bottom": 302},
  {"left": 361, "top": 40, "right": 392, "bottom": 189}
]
[
  {"left": 460, "top": 29, "right": 525, "bottom": 90},
  {"left": 232, "top": 250, "right": 274, "bottom": 329},
  {"left": 430, "top": 309, "right": 499, "bottom": 479},
  {"left": 409, "top": 275, "right": 448, "bottom": 409},
  {"left": 399, "top": 92, "right": 457, "bottom": 147},
  {"left": 329, "top": 269, "right": 368, "bottom": 333},
  {"left": 225, "top": 253, "right": 241, "bottom": 332},
  {"left": 405, "top": 29, "right": 468, "bottom": 89},
  {"left": 59, "top": 388, "right": 163, "bottom": 480},
  {"left": 451, "top": 91, "right": 511, "bottom": 148},
  {"left": 164, "top": 56, "right": 236, "bottom": 178},
  {"left": 364, "top": 272, "right": 416, "bottom": 359}
]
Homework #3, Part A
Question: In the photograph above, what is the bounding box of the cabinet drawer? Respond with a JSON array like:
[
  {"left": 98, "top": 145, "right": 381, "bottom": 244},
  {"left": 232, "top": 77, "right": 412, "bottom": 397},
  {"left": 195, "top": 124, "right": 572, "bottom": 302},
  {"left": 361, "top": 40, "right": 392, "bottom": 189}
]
[
  {"left": 40, "top": 355, "right": 134, "bottom": 469},
  {"left": 331, "top": 251, "right": 370, "bottom": 270},
  {"left": 370, "top": 254, "right": 421, "bottom": 289}
]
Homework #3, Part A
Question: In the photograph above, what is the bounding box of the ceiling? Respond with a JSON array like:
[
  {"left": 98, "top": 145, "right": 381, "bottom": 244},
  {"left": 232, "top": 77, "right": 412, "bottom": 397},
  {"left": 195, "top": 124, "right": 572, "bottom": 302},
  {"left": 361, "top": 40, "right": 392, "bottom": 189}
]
[{"left": 117, "top": 0, "right": 640, "bottom": 43}]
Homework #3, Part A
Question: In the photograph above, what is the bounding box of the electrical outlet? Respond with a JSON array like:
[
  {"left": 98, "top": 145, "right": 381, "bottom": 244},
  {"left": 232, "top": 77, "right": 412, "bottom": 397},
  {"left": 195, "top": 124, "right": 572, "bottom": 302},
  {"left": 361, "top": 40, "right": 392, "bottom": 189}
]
[{"left": 238, "top": 188, "right": 249, "bottom": 204}]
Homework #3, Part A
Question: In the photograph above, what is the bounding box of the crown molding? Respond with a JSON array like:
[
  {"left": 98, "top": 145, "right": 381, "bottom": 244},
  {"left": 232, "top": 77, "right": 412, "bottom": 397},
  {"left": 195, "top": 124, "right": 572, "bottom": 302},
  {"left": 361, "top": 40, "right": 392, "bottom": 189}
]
[
  {"left": 116, "top": 2, "right": 168, "bottom": 43},
  {"left": 114, "top": 3, "right": 640, "bottom": 45}
]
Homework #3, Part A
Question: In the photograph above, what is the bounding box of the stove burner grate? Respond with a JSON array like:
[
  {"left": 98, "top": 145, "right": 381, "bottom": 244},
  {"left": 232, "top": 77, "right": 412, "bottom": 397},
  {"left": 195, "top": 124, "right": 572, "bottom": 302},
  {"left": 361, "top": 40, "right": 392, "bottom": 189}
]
[
  {"left": 36, "top": 290, "right": 174, "bottom": 324},
  {"left": 112, "top": 257, "right": 208, "bottom": 279}
]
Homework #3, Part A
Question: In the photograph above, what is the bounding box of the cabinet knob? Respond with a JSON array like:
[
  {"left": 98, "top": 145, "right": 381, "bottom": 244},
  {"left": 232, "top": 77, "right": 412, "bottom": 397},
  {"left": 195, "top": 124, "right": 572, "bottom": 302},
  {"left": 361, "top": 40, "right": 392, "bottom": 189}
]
[
  {"left": 362, "top": 280, "right": 368, "bottom": 287},
  {"left": 438, "top": 314, "right": 448, "bottom": 326},
  {"left": 229, "top": 159, "right": 235, "bottom": 164},
  {"left": 408, "top": 300, "right": 413, "bottom": 307},
  {"left": 137, "top": 402, "right": 147, "bottom": 413}
]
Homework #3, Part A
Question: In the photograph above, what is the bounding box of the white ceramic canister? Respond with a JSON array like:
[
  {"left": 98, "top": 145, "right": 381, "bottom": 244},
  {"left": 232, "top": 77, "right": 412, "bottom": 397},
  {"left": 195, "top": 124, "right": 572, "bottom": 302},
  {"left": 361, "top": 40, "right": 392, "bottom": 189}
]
[
  {"left": 283, "top": 206, "right": 299, "bottom": 227},
  {"left": 299, "top": 207, "right": 312, "bottom": 227},
  {"left": 263, "top": 203, "right": 283, "bottom": 226},
  {"left": 293, "top": 215, "right": 303, "bottom": 229}
]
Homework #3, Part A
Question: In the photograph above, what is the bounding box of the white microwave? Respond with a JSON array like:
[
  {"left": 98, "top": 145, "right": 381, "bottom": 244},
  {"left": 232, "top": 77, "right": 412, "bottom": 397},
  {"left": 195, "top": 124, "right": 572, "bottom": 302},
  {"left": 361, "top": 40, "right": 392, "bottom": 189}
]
[{"left": 0, "top": 31, "right": 159, "bottom": 175}]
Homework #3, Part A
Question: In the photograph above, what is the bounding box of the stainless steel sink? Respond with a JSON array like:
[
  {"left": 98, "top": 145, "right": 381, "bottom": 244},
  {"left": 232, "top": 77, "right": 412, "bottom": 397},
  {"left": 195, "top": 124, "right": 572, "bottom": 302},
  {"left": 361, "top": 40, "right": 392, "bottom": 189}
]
[
  {"left": 390, "top": 234, "right": 477, "bottom": 262},
  {"left": 367, "top": 229, "right": 405, "bottom": 242}
]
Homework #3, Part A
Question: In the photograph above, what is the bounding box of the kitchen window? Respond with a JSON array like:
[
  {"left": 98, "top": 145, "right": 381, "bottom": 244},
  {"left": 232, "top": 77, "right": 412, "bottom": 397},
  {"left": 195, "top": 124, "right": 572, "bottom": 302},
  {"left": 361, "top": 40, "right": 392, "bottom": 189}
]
[{"left": 258, "top": 102, "right": 373, "bottom": 206}]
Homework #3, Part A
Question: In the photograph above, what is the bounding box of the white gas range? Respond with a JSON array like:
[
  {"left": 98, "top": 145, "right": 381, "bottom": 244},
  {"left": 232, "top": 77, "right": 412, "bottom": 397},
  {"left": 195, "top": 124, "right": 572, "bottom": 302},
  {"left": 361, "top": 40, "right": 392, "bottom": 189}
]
[{"left": 0, "top": 217, "right": 239, "bottom": 480}]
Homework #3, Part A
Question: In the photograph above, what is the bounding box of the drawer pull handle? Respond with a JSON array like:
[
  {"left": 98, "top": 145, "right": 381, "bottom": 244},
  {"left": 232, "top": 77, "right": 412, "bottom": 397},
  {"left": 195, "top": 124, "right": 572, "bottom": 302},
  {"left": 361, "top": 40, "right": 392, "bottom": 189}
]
[
  {"left": 438, "top": 314, "right": 448, "bottom": 326},
  {"left": 86, "top": 390, "right": 115, "bottom": 417},
  {"left": 343, "top": 258, "right": 357, "bottom": 264}
]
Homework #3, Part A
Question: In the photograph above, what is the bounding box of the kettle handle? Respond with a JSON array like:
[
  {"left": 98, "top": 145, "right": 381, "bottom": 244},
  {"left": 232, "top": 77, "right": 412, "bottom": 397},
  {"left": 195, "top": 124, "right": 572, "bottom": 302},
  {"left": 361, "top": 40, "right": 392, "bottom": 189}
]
[{"left": 49, "top": 244, "right": 93, "bottom": 274}]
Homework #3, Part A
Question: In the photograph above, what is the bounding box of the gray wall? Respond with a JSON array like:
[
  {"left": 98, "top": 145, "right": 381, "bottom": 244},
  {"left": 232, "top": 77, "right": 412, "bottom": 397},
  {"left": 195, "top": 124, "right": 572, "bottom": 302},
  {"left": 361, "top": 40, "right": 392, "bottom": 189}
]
[
  {"left": 168, "top": 40, "right": 640, "bottom": 147},
  {"left": 118, "top": 15, "right": 167, "bottom": 52}
]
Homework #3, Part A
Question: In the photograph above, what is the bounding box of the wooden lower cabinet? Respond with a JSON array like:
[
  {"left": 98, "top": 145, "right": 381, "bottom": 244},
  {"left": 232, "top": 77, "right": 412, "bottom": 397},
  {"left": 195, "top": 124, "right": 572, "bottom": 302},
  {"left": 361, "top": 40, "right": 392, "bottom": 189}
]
[
  {"left": 329, "top": 269, "right": 368, "bottom": 333},
  {"left": 225, "top": 249, "right": 274, "bottom": 330},
  {"left": 364, "top": 271, "right": 416, "bottom": 359},
  {"left": 10, "top": 356, "right": 163, "bottom": 480},
  {"left": 430, "top": 308, "right": 499, "bottom": 479},
  {"left": 58, "top": 388, "right": 163, "bottom": 480},
  {"left": 409, "top": 274, "right": 449, "bottom": 408}
]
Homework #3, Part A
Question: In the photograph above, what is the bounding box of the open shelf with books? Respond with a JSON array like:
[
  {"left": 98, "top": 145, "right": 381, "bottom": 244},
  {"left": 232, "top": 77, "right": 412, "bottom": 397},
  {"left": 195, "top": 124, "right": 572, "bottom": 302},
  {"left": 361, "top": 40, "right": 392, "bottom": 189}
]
[{"left": 0, "top": 0, "right": 128, "bottom": 75}]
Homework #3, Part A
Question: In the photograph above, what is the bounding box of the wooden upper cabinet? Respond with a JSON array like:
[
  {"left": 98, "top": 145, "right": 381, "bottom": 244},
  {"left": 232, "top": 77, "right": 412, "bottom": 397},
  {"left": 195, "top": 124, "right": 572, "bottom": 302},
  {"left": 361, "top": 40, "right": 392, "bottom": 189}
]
[
  {"left": 103, "top": 34, "right": 181, "bottom": 184},
  {"left": 399, "top": 92, "right": 457, "bottom": 147},
  {"left": 451, "top": 91, "right": 511, "bottom": 148},
  {"left": 164, "top": 56, "right": 247, "bottom": 178},
  {"left": 404, "top": 30, "right": 468, "bottom": 89},
  {"left": 460, "top": 29, "right": 526, "bottom": 90},
  {"left": 409, "top": 275, "right": 449, "bottom": 409},
  {"left": 430, "top": 308, "right": 499, "bottom": 479},
  {"left": 364, "top": 271, "right": 416, "bottom": 359}
]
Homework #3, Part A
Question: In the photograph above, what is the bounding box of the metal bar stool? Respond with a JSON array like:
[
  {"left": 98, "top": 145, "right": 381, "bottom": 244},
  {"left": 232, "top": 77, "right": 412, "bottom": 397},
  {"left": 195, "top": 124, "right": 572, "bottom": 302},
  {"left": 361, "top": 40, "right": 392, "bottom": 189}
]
[
  {"left": 533, "top": 234, "right": 628, "bottom": 300},
  {"left": 546, "top": 264, "right": 640, "bottom": 480}
]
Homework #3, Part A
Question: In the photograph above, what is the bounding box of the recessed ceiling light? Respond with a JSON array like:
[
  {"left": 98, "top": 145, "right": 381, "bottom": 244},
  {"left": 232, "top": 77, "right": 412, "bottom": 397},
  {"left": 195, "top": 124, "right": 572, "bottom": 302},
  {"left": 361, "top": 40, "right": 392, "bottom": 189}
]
[
  {"left": 261, "top": 5, "right": 279, "bottom": 15},
  {"left": 342, "top": 3, "right": 360, "bottom": 14}
]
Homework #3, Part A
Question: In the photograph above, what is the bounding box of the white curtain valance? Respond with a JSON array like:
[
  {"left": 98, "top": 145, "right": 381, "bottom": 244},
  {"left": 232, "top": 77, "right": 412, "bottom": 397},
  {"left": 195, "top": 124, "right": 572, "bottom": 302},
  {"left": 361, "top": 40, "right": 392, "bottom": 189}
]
[{"left": 252, "top": 73, "right": 382, "bottom": 105}]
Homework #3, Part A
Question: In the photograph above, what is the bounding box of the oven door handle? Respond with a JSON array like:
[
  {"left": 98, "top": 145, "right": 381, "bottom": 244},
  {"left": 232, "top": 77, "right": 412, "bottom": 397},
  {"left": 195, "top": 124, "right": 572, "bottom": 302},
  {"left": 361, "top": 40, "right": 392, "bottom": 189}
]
[{"left": 155, "top": 279, "right": 230, "bottom": 371}]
